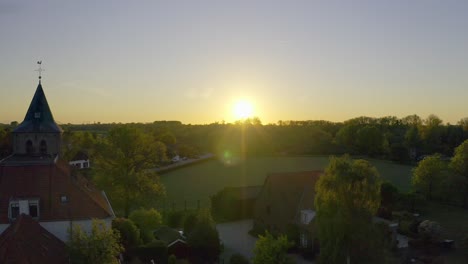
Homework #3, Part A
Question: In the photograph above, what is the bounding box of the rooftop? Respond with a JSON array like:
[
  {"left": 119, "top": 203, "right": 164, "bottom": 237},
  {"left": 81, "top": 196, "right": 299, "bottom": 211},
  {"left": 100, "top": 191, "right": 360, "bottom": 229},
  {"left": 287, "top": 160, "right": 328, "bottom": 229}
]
[
  {"left": 0, "top": 214, "right": 69, "bottom": 264},
  {"left": 13, "top": 82, "right": 61, "bottom": 134}
]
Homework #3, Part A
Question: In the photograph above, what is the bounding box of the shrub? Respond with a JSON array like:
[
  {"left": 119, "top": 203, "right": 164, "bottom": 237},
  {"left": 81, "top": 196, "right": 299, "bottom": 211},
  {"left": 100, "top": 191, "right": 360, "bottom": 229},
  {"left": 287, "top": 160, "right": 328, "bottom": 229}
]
[
  {"left": 418, "top": 220, "right": 441, "bottom": 243},
  {"left": 166, "top": 210, "right": 186, "bottom": 228},
  {"left": 183, "top": 212, "right": 198, "bottom": 236},
  {"left": 168, "top": 254, "right": 177, "bottom": 264},
  {"left": 112, "top": 218, "right": 142, "bottom": 250},
  {"left": 187, "top": 210, "right": 221, "bottom": 264},
  {"left": 68, "top": 220, "right": 123, "bottom": 264},
  {"left": 129, "top": 208, "right": 163, "bottom": 243},
  {"left": 229, "top": 253, "right": 250, "bottom": 264},
  {"left": 128, "top": 240, "right": 168, "bottom": 264}
]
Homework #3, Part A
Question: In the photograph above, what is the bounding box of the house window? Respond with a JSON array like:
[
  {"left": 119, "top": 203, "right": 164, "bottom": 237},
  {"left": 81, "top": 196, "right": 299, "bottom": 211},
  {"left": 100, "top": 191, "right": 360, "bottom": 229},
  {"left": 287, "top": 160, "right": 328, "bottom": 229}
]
[
  {"left": 29, "top": 201, "right": 39, "bottom": 218},
  {"left": 9, "top": 200, "right": 40, "bottom": 220},
  {"left": 61, "top": 195, "right": 69, "bottom": 203},
  {"left": 10, "top": 203, "right": 19, "bottom": 219},
  {"left": 40, "top": 140, "right": 47, "bottom": 154},
  {"left": 83, "top": 161, "right": 89, "bottom": 168}
]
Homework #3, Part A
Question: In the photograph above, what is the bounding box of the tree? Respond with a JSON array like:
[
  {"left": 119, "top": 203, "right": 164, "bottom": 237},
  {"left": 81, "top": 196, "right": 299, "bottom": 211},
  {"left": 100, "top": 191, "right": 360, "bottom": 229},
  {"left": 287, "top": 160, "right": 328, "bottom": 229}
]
[
  {"left": 252, "top": 231, "right": 294, "bottom": 264},
  {"left": 94, "top": 125, "right": 166, "bottom": 217},
  {"left": 378, "top": 182, "right": 399, "bottom": 219},
  {"left": 68, "top": 219, "right": 123, "bottom": 264},
  {"left": 187, "top": 210, "right": 221, "bottom": 264},
  {"left": 112, "top": 218, "right": 142, "bottom": 251},
  {"left": 450, "top": 139, "right": 468, "bottom": 207},
  {"left": 129, "top": 208, "right": 163, "bottom": 243},
  {"left": 419, "top": 114, "right": 444, "bottom": 153},
  {"left": 183, "top": 211, "right": 198, "bottom": 236},
  {"left": 314, "top": 155, "right": 384, "bottom": 264},
  {"left": 356, "top": 125, "right": 384, "bottom": 156},
  {"left": 412, "top": 154, "right": 446, "bottom": 200}
]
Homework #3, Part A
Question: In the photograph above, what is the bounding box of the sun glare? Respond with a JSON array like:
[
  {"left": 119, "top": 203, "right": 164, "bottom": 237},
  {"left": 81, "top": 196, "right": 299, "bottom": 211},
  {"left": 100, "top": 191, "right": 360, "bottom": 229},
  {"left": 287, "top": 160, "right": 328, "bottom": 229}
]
[{"left": 233, "top": 100, "right": 254, "bottom": 119}]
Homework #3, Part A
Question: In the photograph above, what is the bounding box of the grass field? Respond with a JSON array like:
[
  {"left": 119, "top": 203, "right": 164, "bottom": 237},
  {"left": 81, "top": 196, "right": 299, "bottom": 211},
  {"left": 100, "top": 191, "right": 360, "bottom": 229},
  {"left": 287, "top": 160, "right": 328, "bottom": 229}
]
[{"left": 157, "top": 156, "right": 414, "bottom": 210}]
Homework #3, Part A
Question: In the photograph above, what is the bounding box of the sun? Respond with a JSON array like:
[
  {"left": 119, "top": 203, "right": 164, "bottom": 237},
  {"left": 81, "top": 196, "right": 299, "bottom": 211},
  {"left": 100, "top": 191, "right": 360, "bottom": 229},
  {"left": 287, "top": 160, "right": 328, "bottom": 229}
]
[{"left": 233, "top": 100, "right": 254, "bottom": 119}]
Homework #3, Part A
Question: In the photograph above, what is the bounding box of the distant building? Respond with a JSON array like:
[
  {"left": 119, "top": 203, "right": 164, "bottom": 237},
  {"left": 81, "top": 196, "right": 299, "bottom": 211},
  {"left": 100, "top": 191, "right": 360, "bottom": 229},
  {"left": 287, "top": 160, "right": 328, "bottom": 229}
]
[
  {"left": 0, "top": 80, "right": 115, "bottom": 253},
  {"left": 153, "top": 226, "right": 189, "bottom": 259},
  {"left": 253, "top": 171, "right": 322, "bottom": 249},
  {"left": 69, "top": 151, "right": 90, "bottom": 169}
]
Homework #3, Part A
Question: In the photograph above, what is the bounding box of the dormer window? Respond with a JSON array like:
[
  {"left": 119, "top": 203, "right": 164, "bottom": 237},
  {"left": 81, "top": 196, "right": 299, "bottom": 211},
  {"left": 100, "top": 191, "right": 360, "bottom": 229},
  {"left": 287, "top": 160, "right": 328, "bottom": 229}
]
[
  {"left": 9, "top": 199, "right": 40, "bottom": 220},
  {"left": 9, "top": 202, "right": 19, "bottom": 219},
  {"left": 60, "top": 195, "right": 69, "bottom": 203},
  {"left": 34, "top": 112, "right": 41, "bottom": 118}
]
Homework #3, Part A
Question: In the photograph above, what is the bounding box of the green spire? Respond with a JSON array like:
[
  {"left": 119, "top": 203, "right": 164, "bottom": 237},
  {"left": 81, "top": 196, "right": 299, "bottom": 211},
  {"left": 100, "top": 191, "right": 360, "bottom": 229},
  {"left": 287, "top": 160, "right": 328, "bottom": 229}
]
[{"left": 13, "top": 82, "right": 61, "bottom": 133}]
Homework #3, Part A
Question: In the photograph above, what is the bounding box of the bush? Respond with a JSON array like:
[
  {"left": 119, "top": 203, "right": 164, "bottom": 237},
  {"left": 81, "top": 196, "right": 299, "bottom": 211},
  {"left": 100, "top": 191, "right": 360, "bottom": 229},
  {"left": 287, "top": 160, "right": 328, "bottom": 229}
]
[
  {"left": 168, "top": 254, "right": 177, "bottom": 264},
  {"left": 183, "top": 212, "right": 198, "bottom": 236},
  {"left": 418, "top": 220, "right": 441, "bottom": 243},
  {"left": 166, "top": 210, "right": 186, "bottom": 228},
  {"left": 129, "top": 208, "right": 163, "bottom": 243},
  {"left": 128, "top": 240, "right": 168, "bottom": 264},
  {"left": 68, "top": 220, "right": 123, "bottom": 264},
  {"left": 229, "top": 253, "right": 250, "bottom": 264},
  {"left": 187, "top": 210, "right": 221, "bottom": 264},
  {"left": 112, "top": 218, "right": 142, "bottom": 250}
]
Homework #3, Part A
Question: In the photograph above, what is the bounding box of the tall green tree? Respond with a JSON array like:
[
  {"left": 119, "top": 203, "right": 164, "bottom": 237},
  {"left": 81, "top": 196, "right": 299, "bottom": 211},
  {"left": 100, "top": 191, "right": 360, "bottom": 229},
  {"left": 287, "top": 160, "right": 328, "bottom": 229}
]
[
  {"left": 187, "top": 210, "right": 221, "bottom": 264},
  {"left": 94, "top": 125, "right": 166, "bottom": 217},
  {"left": 252, "top": 232, "right": 294, "bottom": 264},
  {"left": 68, "top": 220, "right": 123, "bottom": 264},
  {"left": 129, "top": 208, "right": 163, "bottom": 243},
  {"left": 450, "top": 140, "right": 468, "bottom": 207},
  {"left": 412, "top": 154, "right": 446, "bottom": 200},
  {"left": 314, "top": 156, "right": 384, "bottom": 264}
]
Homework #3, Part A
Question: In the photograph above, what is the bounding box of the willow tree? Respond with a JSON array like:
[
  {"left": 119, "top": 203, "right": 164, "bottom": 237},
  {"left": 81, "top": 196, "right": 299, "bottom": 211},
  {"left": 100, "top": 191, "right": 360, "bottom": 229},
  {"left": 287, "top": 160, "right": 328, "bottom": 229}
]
[
  {"left": 412, "top": 154, "right": 446, "bottom": 201},
  {"left": 315, "top": 156, "right": 384, "bottom": 264},
  {"left": 450, "top": 140, "right": 468, "bottom": 207},
  {"left": 94, "top": 125, "right": 166, "bottom": 217}
]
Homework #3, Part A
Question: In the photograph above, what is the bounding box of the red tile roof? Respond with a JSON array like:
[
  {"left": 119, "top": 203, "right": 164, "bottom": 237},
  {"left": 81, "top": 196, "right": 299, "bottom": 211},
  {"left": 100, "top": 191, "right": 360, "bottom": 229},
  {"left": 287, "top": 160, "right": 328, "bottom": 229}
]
[
  {"left": 0, "top": 214, "right": 69, "bottom": 264},
  {"left": 0, "top": 159, "right": 113, "bottom": 224},
  {"left": 254, "top": 171, "right": 322, "bottom": 233}
]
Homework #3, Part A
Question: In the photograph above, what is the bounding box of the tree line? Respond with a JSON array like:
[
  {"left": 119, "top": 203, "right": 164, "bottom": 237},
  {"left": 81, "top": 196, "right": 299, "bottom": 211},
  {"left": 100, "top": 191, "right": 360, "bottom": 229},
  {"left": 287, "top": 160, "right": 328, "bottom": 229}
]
[{"left": 2, "top": 114, "right": 467, "bottom": 163}]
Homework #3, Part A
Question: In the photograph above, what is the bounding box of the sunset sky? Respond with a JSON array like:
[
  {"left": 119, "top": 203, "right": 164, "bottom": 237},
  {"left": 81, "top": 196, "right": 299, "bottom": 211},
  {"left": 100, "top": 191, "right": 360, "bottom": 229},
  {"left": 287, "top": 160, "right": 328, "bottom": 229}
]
[{"left": 1, "top": 0, "right": 468, "bottom": 124}]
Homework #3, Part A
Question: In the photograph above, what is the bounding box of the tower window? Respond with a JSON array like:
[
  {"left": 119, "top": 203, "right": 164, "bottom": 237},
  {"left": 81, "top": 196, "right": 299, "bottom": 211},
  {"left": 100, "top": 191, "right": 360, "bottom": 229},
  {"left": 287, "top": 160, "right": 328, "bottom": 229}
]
[
  {"left": 40, "top": 140, "right": 47, "bottom": 154},
  {"left": 26, "top": 140, "right": 33, "bottom": 154},
  {"left": 35, "top": 112, "right": 41, "bottom": 118}
]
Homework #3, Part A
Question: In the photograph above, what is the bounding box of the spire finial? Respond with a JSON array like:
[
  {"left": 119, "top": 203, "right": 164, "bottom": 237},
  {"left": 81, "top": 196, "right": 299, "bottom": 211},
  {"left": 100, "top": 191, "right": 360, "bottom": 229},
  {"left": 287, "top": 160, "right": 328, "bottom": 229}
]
[{"left": 35, "top": 61, "right": 44, "bottom": 83}]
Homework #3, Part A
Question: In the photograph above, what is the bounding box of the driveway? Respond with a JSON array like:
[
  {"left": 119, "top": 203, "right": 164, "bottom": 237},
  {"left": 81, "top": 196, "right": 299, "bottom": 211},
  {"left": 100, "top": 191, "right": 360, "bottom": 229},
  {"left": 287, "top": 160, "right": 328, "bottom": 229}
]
[
  {"left": 217, "top": 219, "right": 257, "bottom": 261},
  {"left": 216, "top": 219, "right": 313, "bottom": 264}
]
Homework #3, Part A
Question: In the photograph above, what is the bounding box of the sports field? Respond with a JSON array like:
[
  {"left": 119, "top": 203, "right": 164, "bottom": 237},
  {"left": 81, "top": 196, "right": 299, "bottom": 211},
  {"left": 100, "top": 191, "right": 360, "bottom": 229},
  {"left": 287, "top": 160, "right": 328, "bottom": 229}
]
[{"left": 157, "top": 156, "right": 413, "bottom": 209}]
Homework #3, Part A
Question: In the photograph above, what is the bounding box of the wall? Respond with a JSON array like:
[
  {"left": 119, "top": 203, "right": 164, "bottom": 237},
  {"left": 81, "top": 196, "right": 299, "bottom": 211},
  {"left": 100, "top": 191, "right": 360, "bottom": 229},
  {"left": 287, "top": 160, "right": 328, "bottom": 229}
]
[
  {"left": 40, "top": 217, "right": 113, "bottom": 242},
  {"left": 14, "top": 133, "right": 61, "bottom": 155}
]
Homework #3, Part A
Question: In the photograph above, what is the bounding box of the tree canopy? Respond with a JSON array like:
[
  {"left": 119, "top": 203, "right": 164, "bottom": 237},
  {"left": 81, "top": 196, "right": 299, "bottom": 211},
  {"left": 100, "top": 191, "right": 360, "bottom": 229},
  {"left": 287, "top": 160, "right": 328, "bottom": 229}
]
[
  {"left": 412, "top": 154, "right": 446, "bottom": 200},
  {"left": 314, "top": 155, "right": 385, "bottom": 264},
  {"left": 93, "top": 125, "right": 166, "bottom": 217},
  {"left": 186, "top": 210, "right": 221, "bottom": 264},
  {"left": 450, "top": 139, "right": 468, "bottom": 207},
  {"left": 68, "top": 220, "right": 123, "bottom": 264},
  {"left": 252, "top": 232, "right": 294, "bottom": 264}
]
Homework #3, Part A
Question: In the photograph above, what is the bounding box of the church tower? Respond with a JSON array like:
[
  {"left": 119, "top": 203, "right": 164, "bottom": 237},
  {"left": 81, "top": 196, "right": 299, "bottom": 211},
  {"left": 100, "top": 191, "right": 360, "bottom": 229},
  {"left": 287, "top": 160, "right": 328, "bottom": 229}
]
[{"left": 12, "top": 81, "right": 62, "bottom": 157}]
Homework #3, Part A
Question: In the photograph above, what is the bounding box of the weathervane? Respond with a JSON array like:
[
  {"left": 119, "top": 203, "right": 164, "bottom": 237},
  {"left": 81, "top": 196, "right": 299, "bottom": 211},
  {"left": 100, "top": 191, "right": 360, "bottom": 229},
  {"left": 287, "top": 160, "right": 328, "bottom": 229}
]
[{"left": 35, "top": 61, "right": 44, "bottom": 83}]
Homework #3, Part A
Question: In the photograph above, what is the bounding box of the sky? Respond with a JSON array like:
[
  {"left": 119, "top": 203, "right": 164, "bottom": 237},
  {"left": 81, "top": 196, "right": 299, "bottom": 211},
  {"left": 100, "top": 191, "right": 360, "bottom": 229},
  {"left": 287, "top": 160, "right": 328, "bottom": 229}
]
[{"left": 1, "top": 0, "right": 468, "bottom": 125}]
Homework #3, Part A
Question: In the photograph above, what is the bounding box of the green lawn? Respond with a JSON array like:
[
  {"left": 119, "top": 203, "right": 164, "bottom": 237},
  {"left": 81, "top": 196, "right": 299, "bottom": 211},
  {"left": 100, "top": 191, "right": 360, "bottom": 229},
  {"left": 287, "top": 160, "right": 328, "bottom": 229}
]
[{"left": 157, "top": 156, "right": 413, "bottom": 210}]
